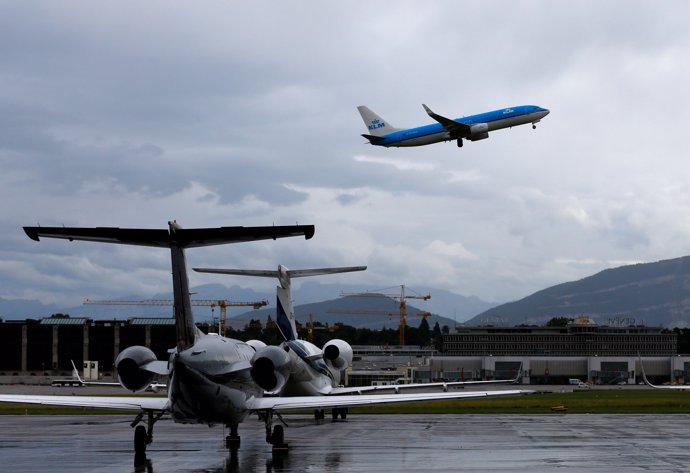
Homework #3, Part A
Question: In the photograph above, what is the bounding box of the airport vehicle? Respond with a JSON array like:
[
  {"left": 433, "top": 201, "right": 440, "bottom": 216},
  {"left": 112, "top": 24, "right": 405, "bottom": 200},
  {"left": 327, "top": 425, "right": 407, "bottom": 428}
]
[
  {"left": 0, "top": 221, "right": 532, "bottom": 458},
  {"left": 569, "top": 378, "right": 581, "bottom": 385},
  {"left": 357, "top": 103, "right": 549, "bottom": 148}
]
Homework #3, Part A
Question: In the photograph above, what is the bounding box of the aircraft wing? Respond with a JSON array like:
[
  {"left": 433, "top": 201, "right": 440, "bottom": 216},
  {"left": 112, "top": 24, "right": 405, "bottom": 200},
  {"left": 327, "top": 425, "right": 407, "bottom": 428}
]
[
  {"left": 23, "top": 224, "right": 315, "bottom": 249},
  {"left": 0, "top": 394, "right": 169, "bottom": 411},
  {"left": 639, "top": 354, "right": 690, "bottom": 390},
  {"left": 246, "top": 389, "right": 532, "bottom": 411},
  {"left": 329, "top": 378, "right": 520, "bottom": 395},
  {"left": 330, "top": 364, "right": 523, "bottom": 394},
  {"left": 422, "top": 104, "right": 471, "bottom": 139}
]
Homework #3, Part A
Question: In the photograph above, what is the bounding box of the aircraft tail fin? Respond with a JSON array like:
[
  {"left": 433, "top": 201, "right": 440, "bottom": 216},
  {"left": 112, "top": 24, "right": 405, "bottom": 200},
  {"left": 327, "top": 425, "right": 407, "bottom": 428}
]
[
  {"left": 357, "top": 105, "right": 400, "bottom": 137},
  {"left": 194, "top": 265, "right": 366, "bottom": 342}
]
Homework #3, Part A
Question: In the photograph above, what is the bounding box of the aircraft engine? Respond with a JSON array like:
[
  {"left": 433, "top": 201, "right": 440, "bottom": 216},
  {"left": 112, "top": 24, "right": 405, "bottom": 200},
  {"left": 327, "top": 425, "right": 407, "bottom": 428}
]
[
  {"left": 323, "top": 339, "right": 353, "bottom": 371},
  {"left": 246, "top": 339, "right": 267, "bottom": 351},
  {"left": 115, "top": 345, "right": 157, "bottom": 392},
  {"left": 468, "top": 123, "right": 489, "bottom": 141},
  {"left": 250, "top": 345, "right": 291, "bottom": 392}
]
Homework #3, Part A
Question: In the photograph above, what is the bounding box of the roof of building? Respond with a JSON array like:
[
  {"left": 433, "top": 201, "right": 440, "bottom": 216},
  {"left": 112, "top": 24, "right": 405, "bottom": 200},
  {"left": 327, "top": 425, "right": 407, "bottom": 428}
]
[
  {"left": 39, "top": 317, "right": 91, "bottom": 325},
  {"left": 129, "top": 317, "right": 175, "bottom": 325}
]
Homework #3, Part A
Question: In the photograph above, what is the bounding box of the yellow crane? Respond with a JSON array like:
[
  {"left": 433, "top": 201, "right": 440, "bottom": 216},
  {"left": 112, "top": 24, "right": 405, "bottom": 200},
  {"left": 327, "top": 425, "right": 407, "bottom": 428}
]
[
  {"left": 305, "top": 313, "right": 340, "bottom": 343},
  {"left": 327, "top": 285, "right": 431, "bottom": 345},
  {"left": 84, "top": 298, "right": 268, "bottom": 336}
]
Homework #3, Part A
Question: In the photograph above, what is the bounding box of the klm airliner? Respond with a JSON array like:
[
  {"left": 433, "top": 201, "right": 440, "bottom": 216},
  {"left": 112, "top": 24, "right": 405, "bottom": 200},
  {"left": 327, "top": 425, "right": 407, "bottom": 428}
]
[{"left": 357, "top": 103, "right": 550, "bottom": 148}]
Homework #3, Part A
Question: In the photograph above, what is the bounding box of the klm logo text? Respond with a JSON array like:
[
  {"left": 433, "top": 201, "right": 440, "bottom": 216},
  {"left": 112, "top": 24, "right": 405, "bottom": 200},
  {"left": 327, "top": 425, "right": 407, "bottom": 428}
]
[{"left": 368, "top": 119, "right": 386, "bottom": 131}]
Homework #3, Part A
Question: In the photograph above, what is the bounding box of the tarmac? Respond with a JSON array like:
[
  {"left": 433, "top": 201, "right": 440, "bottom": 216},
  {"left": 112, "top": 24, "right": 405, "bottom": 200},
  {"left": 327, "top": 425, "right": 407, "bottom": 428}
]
[{"left": 2, "top": 412, "right": 690, "bottom": 472}]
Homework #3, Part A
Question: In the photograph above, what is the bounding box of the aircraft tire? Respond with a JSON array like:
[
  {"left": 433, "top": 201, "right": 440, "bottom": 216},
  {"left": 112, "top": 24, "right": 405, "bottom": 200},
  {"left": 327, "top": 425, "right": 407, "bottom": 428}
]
[
  {"left": 457, "top": 139, "right": 463, "bottom": 148},
  {"left": 134, "top": 425, "right": 147, "bottom": 454},
  {"left": 272, "top": 425, "right": 284, "bottom": 445}
]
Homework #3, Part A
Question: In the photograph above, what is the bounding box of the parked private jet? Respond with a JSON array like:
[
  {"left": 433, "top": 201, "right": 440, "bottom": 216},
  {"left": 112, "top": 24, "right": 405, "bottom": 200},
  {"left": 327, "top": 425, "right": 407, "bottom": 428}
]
[
  {"left": 358, "top": 103, "right": 549, "bottom": 148},
  {"left": 0, "top": 221, "right": 532, "bottom": 459},
  {"left": 194, "top": 264, "right": 524, "bottom": 404}
]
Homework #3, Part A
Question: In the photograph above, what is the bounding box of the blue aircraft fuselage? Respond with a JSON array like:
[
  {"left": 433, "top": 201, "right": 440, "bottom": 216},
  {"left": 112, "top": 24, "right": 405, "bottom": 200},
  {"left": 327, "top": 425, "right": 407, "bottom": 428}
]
[{"left": 359, "top": 104, "right": 550, "bottom": 148}]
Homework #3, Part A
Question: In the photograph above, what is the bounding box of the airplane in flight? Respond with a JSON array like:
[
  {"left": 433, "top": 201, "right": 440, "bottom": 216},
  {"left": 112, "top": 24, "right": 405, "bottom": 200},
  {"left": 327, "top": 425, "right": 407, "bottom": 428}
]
[
  {"left": 0, "top": 221, "right": 532, "bottom": 459},
  {"left": 357, "top": 103, "right": 550, "bottom": 148},
  {"left": 194, "top": 264, "right": 524, "bottom": 402}
]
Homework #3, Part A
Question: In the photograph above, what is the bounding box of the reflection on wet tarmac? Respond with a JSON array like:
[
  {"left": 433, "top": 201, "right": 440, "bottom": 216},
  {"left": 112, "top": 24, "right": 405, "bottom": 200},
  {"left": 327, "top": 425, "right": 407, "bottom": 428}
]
[{"left": 3, "top": 414, "right": 690, "bottom": 472}]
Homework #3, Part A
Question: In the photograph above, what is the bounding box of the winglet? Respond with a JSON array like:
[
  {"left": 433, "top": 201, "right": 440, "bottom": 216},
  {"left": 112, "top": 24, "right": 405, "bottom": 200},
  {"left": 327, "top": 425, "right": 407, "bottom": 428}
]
[
  {"left": 638, "top": 352, "right": 656, "bottom": 388},
  {"left": 421, "top": 104, "right": 470, "bottom": 137},
  {"left": 71, "top": 360, "right": 85, "bottom": 384}
]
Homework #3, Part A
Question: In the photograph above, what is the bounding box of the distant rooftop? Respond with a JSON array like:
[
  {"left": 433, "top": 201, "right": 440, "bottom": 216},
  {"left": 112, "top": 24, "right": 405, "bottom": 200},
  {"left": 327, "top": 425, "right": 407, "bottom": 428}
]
[
  {"left": 39, "top": 317, "right": 91, "bottom": 325},
  {"left": 129, "top": 317, "right": 175, "bottom": 325}
]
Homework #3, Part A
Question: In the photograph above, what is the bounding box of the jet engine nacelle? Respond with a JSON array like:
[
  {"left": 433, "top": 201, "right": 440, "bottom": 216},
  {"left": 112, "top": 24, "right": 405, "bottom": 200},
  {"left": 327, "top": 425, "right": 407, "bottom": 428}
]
[
  {"left": 115, "top": 345, "right": 157, "bottom": 392},
  {"left": 246, "top": 339, "right": 267, "bottom": 351},
  {"left": 468, "top": 123, "right": 489, "bottom": 141},
  {"left": 323, "top": 339, "right": 353, "bottom": 371},
  {"left": 250, "top": 345, "right": 291, "bottom": 392}
]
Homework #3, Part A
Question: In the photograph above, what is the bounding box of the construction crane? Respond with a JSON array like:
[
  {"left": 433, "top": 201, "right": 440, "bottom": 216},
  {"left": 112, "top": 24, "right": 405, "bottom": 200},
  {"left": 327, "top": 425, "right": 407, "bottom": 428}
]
[
  {"left": 84, "top": 298, "right": 268, "bottom": 336},
  {"left": 328, "top": 285, "right": 431, "bottom": 345},
  {"left": 305, "top": 313, "right": 340, "bottom": 343}
]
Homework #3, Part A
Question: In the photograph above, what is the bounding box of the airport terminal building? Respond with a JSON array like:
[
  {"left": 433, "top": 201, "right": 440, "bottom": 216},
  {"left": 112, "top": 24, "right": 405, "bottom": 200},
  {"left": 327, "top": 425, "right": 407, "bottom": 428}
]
[{"left": 1, "top": 316, "right": 688, "bottom": 386}]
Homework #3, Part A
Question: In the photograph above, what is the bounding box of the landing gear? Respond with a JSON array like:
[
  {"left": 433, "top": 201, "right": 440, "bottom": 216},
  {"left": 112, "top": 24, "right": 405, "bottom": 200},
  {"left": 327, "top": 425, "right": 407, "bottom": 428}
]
[
  {"left": 263, "top": 410, "right": 289, "bottom": 454},
  {"left": 457, "top": 138, "right": 464, "bottom": 148},
  {"left": 225, "top": 423, "right": 241, "bottom": 449},
  {"left": 131, "top": 410, "right": 163, "bottom": 455},
  {"left": 134, "top": 425, "right": 147, "bottom": 455},
  {"left": 331, "top": 407, "right": 348, "bottom": 421},
  {"left": 314, "top": 409, "right": 325, "bottom": 422},
  {"left": 532, "top": 124, "right": 536, "bottom": 129}
]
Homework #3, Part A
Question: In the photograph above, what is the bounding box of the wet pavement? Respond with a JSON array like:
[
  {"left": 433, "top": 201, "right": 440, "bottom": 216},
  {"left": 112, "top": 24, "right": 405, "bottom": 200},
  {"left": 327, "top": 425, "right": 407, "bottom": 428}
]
[{"left": 1, "top": 413, "right": 690, "bottom": 472}]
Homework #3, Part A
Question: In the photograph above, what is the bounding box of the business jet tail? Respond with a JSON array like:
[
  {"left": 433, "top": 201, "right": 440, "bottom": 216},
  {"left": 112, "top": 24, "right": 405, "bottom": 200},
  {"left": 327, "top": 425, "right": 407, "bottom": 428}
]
[{"left": 194, "top": 265, "right": 366, "bottom": 342}]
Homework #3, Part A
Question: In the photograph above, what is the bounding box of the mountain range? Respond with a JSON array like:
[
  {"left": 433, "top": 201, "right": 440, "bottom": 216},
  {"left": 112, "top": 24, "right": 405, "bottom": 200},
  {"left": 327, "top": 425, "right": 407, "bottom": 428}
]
[
  {"left": 466, "top": 255, "right": 690, "bottom": 328},
  {"left": 0, "top": 281, "right": 497, "bottom": 330},
  {"left": 5, "top": 255, "right": 690, "bottom": 329}
]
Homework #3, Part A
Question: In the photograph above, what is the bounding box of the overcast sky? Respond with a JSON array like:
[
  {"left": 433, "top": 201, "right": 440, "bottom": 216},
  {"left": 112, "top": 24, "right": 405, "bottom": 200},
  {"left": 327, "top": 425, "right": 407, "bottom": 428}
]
[{"left": 2, "top": 1, "right": 690, "bottom": 307}]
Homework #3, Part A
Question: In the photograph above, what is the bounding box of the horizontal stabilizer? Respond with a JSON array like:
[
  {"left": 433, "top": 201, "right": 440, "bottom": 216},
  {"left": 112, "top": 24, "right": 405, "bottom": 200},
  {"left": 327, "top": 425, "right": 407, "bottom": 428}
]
[
  {"left": 361, "top": 133, "right": 387, "bottom": 144},
  {"left": 193, "top": 266, "right": 367, "bottom": 279},
  {"left": 24, "top": 223, "right": 315, "bottom": 249}
]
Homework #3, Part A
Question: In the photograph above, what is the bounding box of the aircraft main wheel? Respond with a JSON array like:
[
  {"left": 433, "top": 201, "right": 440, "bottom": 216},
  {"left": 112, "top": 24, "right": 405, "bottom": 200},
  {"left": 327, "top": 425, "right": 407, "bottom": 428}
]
[
  {"left": 340, "top": 408, "right": 347, "bottom": 420},
  {"left": 272, "top": 425, "right": 284, "bottom": 445},
  {"left": 532, "top": 124, "right": 536, "bottom": 129},
  {"left": 134, "top": 425, "right": 147, "bottom": 455},
  {"left": 457, "top": 139, "right": 463, "bottom": 148}
]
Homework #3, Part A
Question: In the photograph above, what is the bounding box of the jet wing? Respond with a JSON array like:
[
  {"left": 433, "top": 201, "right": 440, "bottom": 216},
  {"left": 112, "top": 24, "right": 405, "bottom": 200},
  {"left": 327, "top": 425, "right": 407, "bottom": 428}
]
[
  {"left": 246, "top": 389, "right": 532, "bottom": 411},
  {"left": 23, "top": 224, "right": 315, "bottom": 249},
  {"left": 639, "top": 354, "right": 690, "bottom": 390},
  {"left": 329, "top": 378, "right": 520, "bottom": 395},
  {"left": 0, "top": 394, "right": 169, "bottom": 411},
  {"left": 422, "top": 104, "right": 471, "bottom": 139}
]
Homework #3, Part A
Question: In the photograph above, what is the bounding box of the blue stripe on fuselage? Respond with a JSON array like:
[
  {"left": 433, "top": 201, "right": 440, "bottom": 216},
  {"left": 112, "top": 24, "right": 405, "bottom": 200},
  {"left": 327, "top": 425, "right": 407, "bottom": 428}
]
[{"left": 376, "top": 105, "right": 545, "bottom": 147}]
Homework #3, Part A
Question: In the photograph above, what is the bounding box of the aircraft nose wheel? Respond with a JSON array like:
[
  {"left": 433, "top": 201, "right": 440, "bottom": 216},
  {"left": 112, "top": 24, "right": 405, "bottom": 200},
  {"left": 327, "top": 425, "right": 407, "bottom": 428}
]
[{"left": 532, "top": 124, "right": 537, "bottom": 129}]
